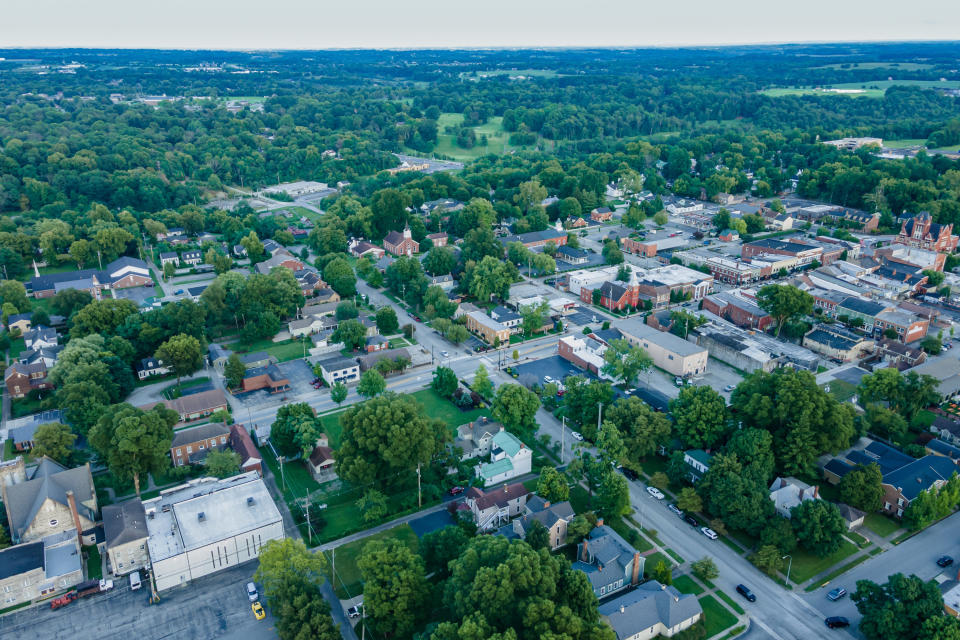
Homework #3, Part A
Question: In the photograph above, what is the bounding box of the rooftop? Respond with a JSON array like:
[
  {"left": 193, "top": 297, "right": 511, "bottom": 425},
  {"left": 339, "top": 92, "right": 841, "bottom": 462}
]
[{"left": 143, "top": 473, "right": 281, "bottom": 562}]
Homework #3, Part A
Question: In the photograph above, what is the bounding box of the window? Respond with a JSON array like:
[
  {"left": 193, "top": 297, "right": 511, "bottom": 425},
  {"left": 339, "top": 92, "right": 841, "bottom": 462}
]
[
  {"left": 49, "top": 519, "right": 58, "bottom": 527},
  {"left": 186, "top": 446, "right": 193, "bottom": 453},
  {"left": 897, "top": 498, "right": 904, "bottom": 507},
  {"left": 176, "top": 448, "right": 182, "bottom": 456},
  {"left": 600, "top": 586, "right": 606, "bottom": 595}
]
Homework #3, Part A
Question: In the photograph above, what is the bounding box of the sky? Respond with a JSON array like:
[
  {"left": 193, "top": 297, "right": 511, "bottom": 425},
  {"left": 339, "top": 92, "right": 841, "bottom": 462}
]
[{"left": 2, "top": 0, "right": 959, "bottom": 50}]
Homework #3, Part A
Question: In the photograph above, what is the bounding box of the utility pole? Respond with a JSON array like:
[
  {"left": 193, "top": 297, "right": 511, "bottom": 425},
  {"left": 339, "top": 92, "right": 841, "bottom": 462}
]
[
  {"left": 278, "top": 456, "right": 286, "bottom": 491},
  {"left": 416, "top": 463, "right": 422, "bottom": 508},
  {"left": 561, "top": 415, "right": 566, "bottom": 464},
  {"left": 597, "top": 400, "right": 603, "bottom": 433}
]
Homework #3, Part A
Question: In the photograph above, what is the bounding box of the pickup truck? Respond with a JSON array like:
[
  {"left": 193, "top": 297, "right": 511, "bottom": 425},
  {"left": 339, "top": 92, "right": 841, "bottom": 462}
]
[{"left": 76, "top": 579, "right": 114, "bottom": 598}]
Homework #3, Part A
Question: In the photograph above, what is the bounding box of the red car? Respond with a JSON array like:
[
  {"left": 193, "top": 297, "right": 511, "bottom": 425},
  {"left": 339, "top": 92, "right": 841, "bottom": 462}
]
[{"left": 448, "top": 486, "right": 464, "bottom": 496}]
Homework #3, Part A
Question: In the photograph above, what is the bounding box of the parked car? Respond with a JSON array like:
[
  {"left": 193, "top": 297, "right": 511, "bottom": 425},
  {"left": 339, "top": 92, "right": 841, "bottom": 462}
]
[
  {"left": 619, "top": 466, "right": 639, "bottom": 481},
  {"left": 129, "top": 571, "right": 142, "bottom": 591},
  {"left": 544, "top": 375, "right": 554, "bottom": 384},
  {"left": 347, "top": 602, "right": 363, "bottom": 618},
  {"left": 674, "top": 377, "right": 684, "bottom": 387},
  {"left": 571, "top": 431, "right": 584, "bottom": 441},
  {"left": 938, "top": 555, "right": 954, "bottom": 567},
  {"left": 724, "top": 384, "right": 736, "bottom": 392},
  {"left": 700, "top": 527, "right": 718, "bottom": 540},
  {"left": 246, "top": 582, "right": 259, "bottom": 602},
  {"left": 826, "top": 587, "right": 847, "bottom": 601},
  {"left": 448, "top": 486, "right": 464, "bottom": 496},
  {"left": 684, "top": 515, "right": 699, "bottom": 527},
  {"left": 440, "top": 350, "right": 449, "bottom": 358},
  {"left": 646, "top": 487, "right": 665, "bottom": 500},
  {"left": 825, "top": 617, "right": 850, "bottom": 629},
  {"left": 668, "top": 503, "right": 683, "bottom": 516},
  {"left": 736, "top": 584, "right": 757, "bottom": 603},
  {"left": 252, "top": 602, "right": 266, "bottom": 620}
]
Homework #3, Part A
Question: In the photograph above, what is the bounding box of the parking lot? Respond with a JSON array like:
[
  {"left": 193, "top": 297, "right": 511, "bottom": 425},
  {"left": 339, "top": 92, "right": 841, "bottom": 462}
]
[
  {"left": 0, "top": 563, "right": 277, "bottom": 640},
  {"left": 510, "top": 355, "right": 585, "bottom": 388},
  {"left": 112, "top": 284, "right": 159, "bottom": 307}
]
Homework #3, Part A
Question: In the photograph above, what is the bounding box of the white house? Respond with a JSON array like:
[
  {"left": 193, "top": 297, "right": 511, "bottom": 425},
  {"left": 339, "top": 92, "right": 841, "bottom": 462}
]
[
  {"left": 769, "top": 477, "right": 820, "bottom": 518},
  {"left": 144, "top": 473, "right": 283, "bottom": 591},
  {"left": 476, "top": 430, "right": 532, "bottom": 486}
]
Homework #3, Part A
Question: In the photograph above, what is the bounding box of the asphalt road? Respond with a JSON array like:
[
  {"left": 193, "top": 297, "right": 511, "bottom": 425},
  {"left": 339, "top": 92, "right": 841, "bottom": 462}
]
[{"left": 798, "top": 510, "right": 960, "bottom": 634}]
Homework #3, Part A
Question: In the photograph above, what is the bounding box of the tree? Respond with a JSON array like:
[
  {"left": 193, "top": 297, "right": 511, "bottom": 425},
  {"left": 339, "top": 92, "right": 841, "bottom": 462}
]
[
  {"left": 322, "top": 257, "right": 357, "bottom": 298},
  {"left": 602, "top": 241, "right": 624, "bottom": 265},
  {"left": 605, "top": 396, "right": 672, "bottom": 461},
  {"left": 30, "top": 423, "right": 76, "bottom": 464},
  {"left": 853, "top": 573, "right": 948, "bottom": 640},
  {"left": 88, "top": 404, "right": 178, "bottom": 496},
  {"left": 750, "top": 545, "right": 784, "bottom": 576},
  {"left": 596, "top": 421, "right": 627, "bottom": 467},
  {"left": 651, "top": 560, "right": 672, "bottom": 585},
  {"left": 600, "top": 339, "right": 652, "bottom": 387},
  {"left": 839, "top": 463, "right": 884, "bottom": 512},
  {"left": 722, "top": 428, "right": 775, "bottom": 487},
  {"left": 432, "top": 366, "right": 459, "bottom": 398},
  {"left": 356, "top": 488, "right": 388, "bottom": 523},
  {"left": 649, "top": 472, "right": 669, "bottom": 490},
  {"left": 760, "top": 516, "right": 797, "bottom": 553},
  {"left": 525, "top": 520, "right": 551, "bottom": 550},
  {"left": 335, "top": 301, "right": 359, "bottom": 320},
  {"left": 155, "top": 333, "right": 204, "bottom": 387},
  {"left": 857, "top": 369, "right": 939, "bottom": 422},
  {"left": 669, "top": 386, "right": 728, "bottom": 449},
  {"left": 357, "top": 369, "right": 386, "bottom": 398},
  {"left": 336, "top": 393, "right": 447, "bottom": 489},
  {"left": 330, "top": 382, "right": 348, "bottom": 406},
  {"left": 698, "top": 452, "right": 776, "bottom": 536},
  {"left": 224, "top": 353, "right": 246, "bottom": 390},
  {"left": 204, "top": 450, "right": 240, "bottom": 478},
  {"left": 0, "top": 280, "right": 30, "bottom": 313},
  {"left": 567, "top": 514, "right": 593, "bottom": 545},
  {"left": 374, "top": 306, "right": 399, "bottom": 335},
  {"left": 254, "top": 538, "right": 338, "bottom": 640},
  {"left": 491, "top": 384, "right": 541, "bottom": 440},
  {"left": 51, "top": 289, "right": 92, "bottom": 318},
  {"left": 270, "top": 403, "right": 322, "bottom": 458},
  {"left": 677, "top": 487, "right": 703, "bottom": 513},
  {"left": 240, "top": 231, "right": 265, "bottom": 262},
  {"left": 70, "top": 298, "right": 138, "bottom": 338},
  {"left": 358, "top": 538, "right": 429, "bottom": 639},
  {"left": 922, "top": 336, "right": 943, "bottom": 355},
  {"left": 756, "top": 284, "right": 813, "bottom": 337},
  {"left": 691, "top": 557, "right": 719, "bottom": 582},
  {"left": 653, "top": 210, "right": 669, "bottom": 226},
  {"left": 791, "top": 499, "right": 845, "bottom": 557},
  {"left": 537, "top": 467, "right": 570, "bottom": 502},
  {"left": 520, "top": 301, "right": 549, "bottom": 338},
  {"left": 471, "top": 364, "right": 494, "bottom": 400},
  {"left": 467, "top": 255, "right": 516, "bottom": 302},
  {"left": 670, "top": 310, "right": 707, "bottom": 339},
  {"left": 331, "top": 319, "right": 366, "bottom": 351},
  {"left": 420, "top": 525, "right": 470, "bottom": 579},
  {"left": 423, "top": 246, "right": 457, "bottom": 276},
  {"left": 68, "top": 239, "right": 92, "bottom": 269}
]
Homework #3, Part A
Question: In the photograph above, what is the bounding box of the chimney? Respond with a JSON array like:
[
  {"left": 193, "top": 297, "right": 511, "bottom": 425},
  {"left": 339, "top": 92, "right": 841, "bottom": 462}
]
[
  {"left": 581, "top": 538, "right": 589, "bottom": 562},
  {"left": 66, "top": 490, "right": 83, "bottom": 546},
  {"left": 631, "top": 552, "right": 641, "bottom": 586},
  {"left": 543, "top": 501, "right": 551, "bottom": 509},
  {"left": 813, "top": 486, "right": 820, "bottom": 499},
  {"left": 596, "top": 517, "right": 604, "bottom": 527}
]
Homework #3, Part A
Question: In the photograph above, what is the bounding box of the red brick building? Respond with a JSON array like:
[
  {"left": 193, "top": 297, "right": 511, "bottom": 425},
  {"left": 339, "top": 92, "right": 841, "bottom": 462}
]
[
  {"left": 4, "top": 362, "right": 52, "bottom": 398},
  {"left": 702, "top": 291, "right": 773, "bottom": 331},
  {"left": 383, "top": 227, "right": 419, "bottom": 256},
  {"left": 621, "top": 237, "right": 656, "bottom": 257},
  {"left": 896, "top": 212, "right": 958, "bottom": 253}
]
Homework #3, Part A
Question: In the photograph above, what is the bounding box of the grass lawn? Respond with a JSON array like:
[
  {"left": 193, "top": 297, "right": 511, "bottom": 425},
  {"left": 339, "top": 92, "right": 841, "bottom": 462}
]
[
  {"left": 699, "top": 595, "right": 739, "bottom": 637},
  {"left": 644, "top": 552, "right": 675, "bottom": 575},
  {"left": 260, "top": 447, "right": 322, "bottom": 500},
  {"left": 8, "top": 337, "right": 25, "bottom": 359},
  {"left": 787, "top": 539, "right": 858, "bottom": 584},
  {"left": 226, "top": 336, "right": 310, "bottom": 363},
  {"left": 846, "top": 530, "right": 871, "bottom": 548},
  {"left": 863, "top": 512, "right": 901, "bottom": 538},
  {"left": 806, "top": 553, "right": 873, "bottom": 591},
  {"left": 10, "top": 395, "right": 45, "bottom": 419},
  {"left": 716, "top": 590, "right": 746, "bottom": 615},
  {"left": 823, "top": 379, "right": 858, "bottom": 402},
  {"left": 672, "top": 574, "right": 704, "bottom": 595},
  {"left": 410, "top": 388, "right": 491, "bottom": 436},
  {"left": 2, "top": 438, "right": 14, "bottom": 461},
  {"left": 569, "top": 485, "right": 592, "bottom": 514},
  {"left": 666, "top": 548, "right": 685, "bottom": 564},
  {"left": 416, "top": 114, "right": 535, "bottom": 162},
  {"left": 84, "top": 545, "right": 103, "bottom": 580},
  {"left": 729, "top": 529, "right": 760, "bottom": 552},
  {"left": 323, "top": 524, "right": 419, "bottom": 598},
  {"left": 162, "top": 376, "right": 211, "bottom": 399},
  {"left": 883, "top": 138, "right": 928, "bottom": 148}
]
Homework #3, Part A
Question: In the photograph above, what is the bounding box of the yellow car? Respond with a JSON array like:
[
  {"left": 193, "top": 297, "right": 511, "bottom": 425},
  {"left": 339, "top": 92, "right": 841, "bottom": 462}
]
[{"left": 252, "top": 601, "right": 266, "bottom": 620}]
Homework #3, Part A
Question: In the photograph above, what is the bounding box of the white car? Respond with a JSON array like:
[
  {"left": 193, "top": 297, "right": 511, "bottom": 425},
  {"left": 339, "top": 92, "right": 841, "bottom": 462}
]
[
  {"left": 544, "top": 375, "right": 554, "bottom": 384},
  {"left": 646, "top": 486, "right": 665, "bottom": 500},
  {"left": 246, "top": 582, "right": 259, "bottom": 602},
  {"left": 723, "top": 384, "right": 735, "bottom": 392},
  {"left": 700, "top": 527, "right": 718, "bottom": 540},
  {"left": 440, "top": 350, "right": 449, "bottom": 358},
  {"left": 570, "top": 431, "right": 584, "bottom": 441}
]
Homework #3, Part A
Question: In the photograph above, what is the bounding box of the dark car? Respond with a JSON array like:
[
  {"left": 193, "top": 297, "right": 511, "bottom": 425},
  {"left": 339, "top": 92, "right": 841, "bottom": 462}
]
[
  {"left": 684, "top": 515, "right": 699, "bottom": 527},
  {"left": 619, "top": 467, "right": 639, "bottom": 481},
  {"left": 938, "top": 556, "right": 954, "bottom": 567},
  {"left": 736, "top": 584, "right": 756, "bottom": 603},
  {"left": 448, "top": 486, "right": 464, "bottom": 496},
  {"left": 825, "top": 617, "right": 850, "bottom": 629}
]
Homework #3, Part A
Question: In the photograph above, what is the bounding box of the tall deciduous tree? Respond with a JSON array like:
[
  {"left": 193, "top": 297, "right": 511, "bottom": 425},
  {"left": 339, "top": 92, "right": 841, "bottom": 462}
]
[
  {"left": 537, "top": 467, "right": 570, "bottom": 502},
  {"left": 605, "top": 396, "right": 672, "bottom": 462},
  {"left": 839, "top": 463, "right": 884, "bottom": 512},
  {"left": 669, "top": 386, "right": 728, "bottom": 450},
  {"left": 597, "top": 471, "right": 630, "bottom": 519},
  {"left": 88, "top": 404, "right": 178, "bottom": 496},
  {"left": 204, "top": 450, "right": 240, "bottom": 478},
  {"left": 155, "top": 333, "right": 204, "bottom": 387},
  {"left": 853, "top": 573, "right": 952, "bottom": 640},
  {"left": 336, "top": 393, "right": 448, "bottom": 490},
  {"left": 471, "top": 364, "right": 494, "bottom": 400},
  {"left": 330, "top": 382, "right": 348, "bottom": 406},
  {"left": 224, "top": 353, "right": 246, "bottom": 390},
  {"left": 420, "top": 525, "right": 471, "bottom": 579},
  {"left": 756, "top": 284, "right": 813, "bottom": 337},
  {"left": 30, "top": 423, "right": 76, "bottom": 465},
  {"left": 357, "top": 369, "right": 386, "bottom": 398},
  {"left": 791, "top": 499, "right": 846, "bottom": 557},
  {"left": 600, "top": 339, "right": 652, "bottom": 387},
  {"left": 491, "top": 383, "right": 541, "bottom": 440},
  {"left": 357, "top": 538, "right": 429, "bottom": 639},
  {"left": 432, "top": 366, "right": 459, "bottom": 398},
  {"left": 270, "top": 402, "right": 322, "bottom": 458}
]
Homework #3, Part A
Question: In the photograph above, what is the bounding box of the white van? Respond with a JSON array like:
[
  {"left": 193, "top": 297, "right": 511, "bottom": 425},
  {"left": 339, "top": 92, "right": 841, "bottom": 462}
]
[{"left": 129, "top": 571, "right": 142, "bottom": 591}]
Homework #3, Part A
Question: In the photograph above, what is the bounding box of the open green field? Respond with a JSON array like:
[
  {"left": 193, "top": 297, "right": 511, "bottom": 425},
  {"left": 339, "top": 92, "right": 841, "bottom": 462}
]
[
  {"left": 699, "top": 594, "right": 739, "bottom": 637},
  {"left": 225, "top": 336, "right": 309, "bottom": 363},
  {"left": 813, "top": 62, "right": 934, "bottom": 71},
  {"left": 788, "top": 539, "right": 859, "bottom": 584},
  {"left": 323, "top": 524, "right": 420, "bottom": 598},
  {"left": 763, "top": 79, "right": 960, "bottom": 100},
  {"left": 415, "top": 113, "right": 534, "bottom": 161},
  {"left": 882, "top": 138, "right": 927, "bottom": 148},
  {"left": 761, "top": 87, "right": 884, "bottom": 98}
]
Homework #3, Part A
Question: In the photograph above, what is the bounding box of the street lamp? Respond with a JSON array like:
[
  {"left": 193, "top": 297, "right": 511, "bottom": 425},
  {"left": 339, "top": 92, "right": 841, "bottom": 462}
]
[{"left": 782, "top": 554, "right": 793, "bottom": 586}]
